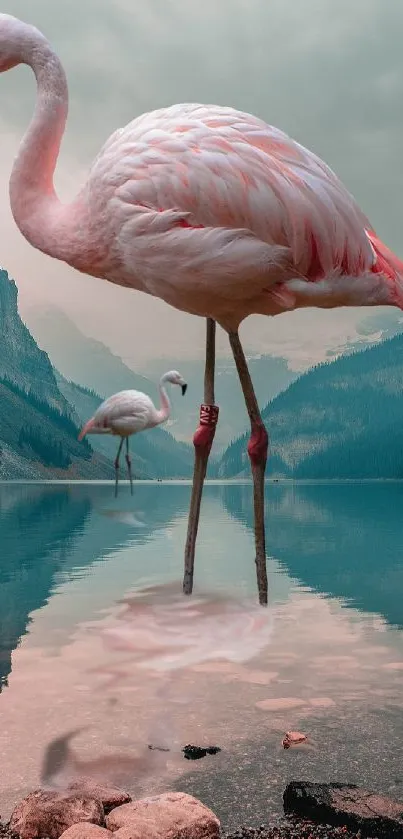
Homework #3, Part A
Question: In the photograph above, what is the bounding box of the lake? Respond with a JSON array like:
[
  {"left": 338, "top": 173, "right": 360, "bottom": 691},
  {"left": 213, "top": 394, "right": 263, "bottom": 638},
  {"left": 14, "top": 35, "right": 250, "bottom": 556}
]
[{"left": 0, "top": 480, "right": 403, "bottom": 831}]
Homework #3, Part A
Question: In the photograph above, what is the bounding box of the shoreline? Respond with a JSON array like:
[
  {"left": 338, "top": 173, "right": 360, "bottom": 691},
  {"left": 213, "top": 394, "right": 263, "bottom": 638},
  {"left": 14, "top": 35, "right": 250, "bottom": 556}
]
[
  {"left": 1, "top": 477, "right": 403, "bottom": 485},
  {"left": 0, "top": 817, "right": 364, "bottom": 839},
  {"left": 223, "top": 820, "right": 362, "bottom": 838}
]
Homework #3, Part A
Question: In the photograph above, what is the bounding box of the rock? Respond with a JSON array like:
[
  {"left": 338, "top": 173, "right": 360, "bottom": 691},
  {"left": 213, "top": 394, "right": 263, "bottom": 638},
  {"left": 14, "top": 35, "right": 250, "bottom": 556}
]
[
  {"left": 67, "top": 779, "right": 131, "bottom": 813},
  {"left": 59, "top": 826, "right": 112, "bottom": 838},
  {"left": 106, "top": 791, "right": 220, "bottom": 838},
  {"left": 282, "top": 731, "right": 307, "bottom": 749},
  {"left": 9, "top": 790, "right": 104, "bottom": 839},
  {"left": 182, "top": 745, "right": 221, "bottom": 761},
  {"left": 113, "top": 825, "right": 156, "bottom": 839},
  {"left": 284, "top": 781, "right": 403, "bottom": 838}
]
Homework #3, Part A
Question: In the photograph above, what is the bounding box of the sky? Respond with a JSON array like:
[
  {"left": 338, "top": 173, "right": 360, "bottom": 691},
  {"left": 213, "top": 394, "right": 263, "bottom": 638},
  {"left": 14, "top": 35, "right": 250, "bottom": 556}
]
[{"left": 0, "top": 0, "right": 403, "bottom": 370}]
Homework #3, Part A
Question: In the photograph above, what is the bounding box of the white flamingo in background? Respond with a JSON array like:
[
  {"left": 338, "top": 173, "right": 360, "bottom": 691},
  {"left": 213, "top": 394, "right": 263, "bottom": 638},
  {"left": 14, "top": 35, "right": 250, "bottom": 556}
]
[
  {"left": 1, "top": 13, "right": 403, "bottom": 604},
  {"left": 78, "top": 371, "right": 187, "bottom": 496}
]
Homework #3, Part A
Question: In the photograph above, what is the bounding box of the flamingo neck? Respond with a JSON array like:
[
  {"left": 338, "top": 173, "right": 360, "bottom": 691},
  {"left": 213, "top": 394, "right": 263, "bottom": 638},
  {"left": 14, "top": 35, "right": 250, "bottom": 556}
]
[
  {"left": 154, "top": 378, "right": 172, "bottom": 425},
  {"left": 9, "top": 25, "right": 79, "bottom": 262}
]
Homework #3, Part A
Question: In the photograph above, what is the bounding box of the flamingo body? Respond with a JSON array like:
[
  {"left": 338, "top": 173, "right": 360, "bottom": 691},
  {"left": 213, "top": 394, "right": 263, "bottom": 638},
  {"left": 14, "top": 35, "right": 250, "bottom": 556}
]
[
  {"left": 65, "top": 105, "right": 403, "bottom": 328},
  {"left": 78, "top": 390, "right": 162, "bottom": 439}
]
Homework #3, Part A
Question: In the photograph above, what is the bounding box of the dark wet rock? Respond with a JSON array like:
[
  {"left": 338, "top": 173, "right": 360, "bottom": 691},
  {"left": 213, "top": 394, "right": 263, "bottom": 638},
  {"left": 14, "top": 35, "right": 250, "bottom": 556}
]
[
  {"left": 284, "top": 781, "right": 403, "bottom": 837},
  {"left": 0, "top": 825, "right": 19, "bottom": 839},
  {"left": 183, "top": 744, "right": 222, "bottom": 760},
  {"left": 147, "top": 743, "right": 222, "bottom": 760},
  {"left": 9, "top": 789, "right": 104, "bottom": 839},
  {"left": 147, "top": 744, "right": 170, "bottom": 753}
]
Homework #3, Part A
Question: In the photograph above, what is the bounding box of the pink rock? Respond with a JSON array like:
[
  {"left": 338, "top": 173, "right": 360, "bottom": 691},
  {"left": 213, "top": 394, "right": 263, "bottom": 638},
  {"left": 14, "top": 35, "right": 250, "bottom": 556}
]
[
  {"left": 113, "top": 824, "right": 157, "bottom": 839},
  {"left": 106, "top": 791, "right": 220, "bottom": 838},
  {"left": 67, "top": 778, "right": 131, "bottom": 812},
  {"left": 282, "top": 731, "right": 307, "bottom": 749},
  {"left": 59, "top": 826, "right": 112, "bottom": 838},
  {"left": 9, "top": 790, "right": 104, "bottom": 839}
]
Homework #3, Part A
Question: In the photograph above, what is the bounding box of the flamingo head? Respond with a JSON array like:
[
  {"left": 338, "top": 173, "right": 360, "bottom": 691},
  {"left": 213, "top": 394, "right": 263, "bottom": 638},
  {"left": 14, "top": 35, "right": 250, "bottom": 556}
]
[
  {"left": 0, "top": 14, "right": 49, "bottom": 72},
  {"left": 161, "top": 370, "right": 188, "bottom": 395}
]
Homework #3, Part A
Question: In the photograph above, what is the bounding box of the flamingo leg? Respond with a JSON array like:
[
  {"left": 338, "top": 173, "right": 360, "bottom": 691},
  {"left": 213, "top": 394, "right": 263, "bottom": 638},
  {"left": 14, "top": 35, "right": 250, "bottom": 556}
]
[
  {"left": 228, "top": 331, "right": 268, "bottom": 606},
  {"left": 114, "top": 437, "right": 124, "bottom": 498},
  {"left": 125, "top": 437, "right": 133, "bottom": 495},
  {"left": 183, "top": 318, "right": 219, "bottom": 595}
]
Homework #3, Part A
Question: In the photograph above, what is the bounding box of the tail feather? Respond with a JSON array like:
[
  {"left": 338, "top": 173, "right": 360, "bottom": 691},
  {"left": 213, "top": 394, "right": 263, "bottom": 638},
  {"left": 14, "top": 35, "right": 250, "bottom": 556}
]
[
  {"left": 368, "top": 231, "right": 403, "bottom": 309},
  {"left": 78, "top": 417, "right": 96, "bottom": 441}
]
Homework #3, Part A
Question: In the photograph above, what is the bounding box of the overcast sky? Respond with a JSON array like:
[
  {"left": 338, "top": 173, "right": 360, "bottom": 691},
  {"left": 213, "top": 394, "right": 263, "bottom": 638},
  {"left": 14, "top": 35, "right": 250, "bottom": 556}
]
[{"left": 0, "top": 0, "right": 403, "bottom": 369}]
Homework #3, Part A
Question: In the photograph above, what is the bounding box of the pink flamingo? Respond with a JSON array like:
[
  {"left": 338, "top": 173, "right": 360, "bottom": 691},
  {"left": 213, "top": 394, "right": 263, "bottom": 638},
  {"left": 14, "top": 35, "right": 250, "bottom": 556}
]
[
  {"left": 77, "top": 370, "right": 187, "bottom": 496},
  {"left": 1, "top": 14, "right": 403, "bottom": 605}
]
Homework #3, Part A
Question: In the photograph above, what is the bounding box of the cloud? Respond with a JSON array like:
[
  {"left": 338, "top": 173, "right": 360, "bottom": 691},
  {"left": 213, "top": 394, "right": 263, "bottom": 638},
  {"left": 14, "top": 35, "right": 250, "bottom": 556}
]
[{"left": 0, "top": 0, "right": 402, "bottom": 369}]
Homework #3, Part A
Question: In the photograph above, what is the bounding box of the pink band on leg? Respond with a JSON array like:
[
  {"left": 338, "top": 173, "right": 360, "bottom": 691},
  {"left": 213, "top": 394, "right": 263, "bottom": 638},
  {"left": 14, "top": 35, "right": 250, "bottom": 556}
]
[{"left": 193, "top": 404, "right": 220, "bottom": 451}]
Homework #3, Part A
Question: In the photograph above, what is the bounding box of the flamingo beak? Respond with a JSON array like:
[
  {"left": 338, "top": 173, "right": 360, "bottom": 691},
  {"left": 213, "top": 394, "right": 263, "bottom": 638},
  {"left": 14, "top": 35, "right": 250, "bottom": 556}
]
[{"left": 181, "top": 383, "right": 188, "bottom": 396}]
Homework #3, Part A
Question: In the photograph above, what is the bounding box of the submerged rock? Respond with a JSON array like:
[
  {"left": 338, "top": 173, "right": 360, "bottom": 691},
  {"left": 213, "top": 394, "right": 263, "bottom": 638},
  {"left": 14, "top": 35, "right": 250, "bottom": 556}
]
[
  {"left": 182, "top": 744, "right": 222, "bottom": 760},
  {"left": 282, "top": 731, "right": 307, "bottom": 749},
  {"left": 284, "top": 781, "right": 403, "bottom": 837}
]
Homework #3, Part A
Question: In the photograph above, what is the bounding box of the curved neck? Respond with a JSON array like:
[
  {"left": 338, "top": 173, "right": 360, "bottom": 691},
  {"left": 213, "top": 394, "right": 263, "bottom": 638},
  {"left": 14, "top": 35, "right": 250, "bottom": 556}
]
[
  {"left": 9, "top": 32, "right": 77, "bottom": 262},
  {"left": 154, "top": 379, "right": 172, "bottom": 425}
]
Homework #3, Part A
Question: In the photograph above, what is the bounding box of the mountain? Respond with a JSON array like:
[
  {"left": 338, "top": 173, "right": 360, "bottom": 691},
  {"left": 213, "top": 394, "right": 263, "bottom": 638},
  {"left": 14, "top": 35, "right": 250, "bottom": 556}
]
[
  {"left": 0, "top": 270, "right": 193, "bottom": 479},
  {"left": 0, "top": 270, "right": 113, "bottom": 480},
  {"left": 27, "top": 306, "right": 297, "bottom": 450},
  {"left": 27, "top": 306, "right": 159, "bottom": 401},
  {"left": 0, "top": 375, "right": 114, "bottom": 480},
  {"left": 219, "top": 333, "right": 403, "bottom": 479},
  {"left": 0, "top": 276, "right": 68, "bottom": 411}
]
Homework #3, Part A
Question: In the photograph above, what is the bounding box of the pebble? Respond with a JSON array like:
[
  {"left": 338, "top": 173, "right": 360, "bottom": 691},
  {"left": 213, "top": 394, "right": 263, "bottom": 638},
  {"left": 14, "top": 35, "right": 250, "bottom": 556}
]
[
  {"left": 222, "top": 817, "right": 366, "bottom": 838},
  {"left": 0, "top": 826, "right": 19, "bottom": 838}
]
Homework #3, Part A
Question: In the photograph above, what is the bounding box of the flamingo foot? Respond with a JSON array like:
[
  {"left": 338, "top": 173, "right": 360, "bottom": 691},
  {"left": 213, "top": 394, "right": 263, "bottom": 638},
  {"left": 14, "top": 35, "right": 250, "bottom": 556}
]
[{"left": 248, "top": 421, "right": 269, "bottom": 606}]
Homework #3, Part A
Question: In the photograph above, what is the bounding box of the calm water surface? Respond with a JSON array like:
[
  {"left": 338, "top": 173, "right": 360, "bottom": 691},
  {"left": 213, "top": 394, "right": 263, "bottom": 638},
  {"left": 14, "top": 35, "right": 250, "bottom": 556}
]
[{"left": 0, "top": 481, "right": 403, "bottom": 829}]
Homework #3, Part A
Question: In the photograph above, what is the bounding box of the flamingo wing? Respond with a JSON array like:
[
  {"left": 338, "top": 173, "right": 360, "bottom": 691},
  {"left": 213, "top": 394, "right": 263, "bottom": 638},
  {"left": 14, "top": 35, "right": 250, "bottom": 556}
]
[
  {"left": 91, "top": 390, "right": 156, "bottom": 434},
  {"left": 86, "top": 103, "right": 375, "bottom": 287}
]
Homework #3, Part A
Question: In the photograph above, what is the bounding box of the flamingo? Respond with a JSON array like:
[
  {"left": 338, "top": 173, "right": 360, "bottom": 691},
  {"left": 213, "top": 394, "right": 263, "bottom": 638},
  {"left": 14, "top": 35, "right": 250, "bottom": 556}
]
[
  {"left": 1, "top": 14, "right": 403, "bottom": 605},
  {"left": 77, "top": 370, "right": 187, "bottom": 496}
]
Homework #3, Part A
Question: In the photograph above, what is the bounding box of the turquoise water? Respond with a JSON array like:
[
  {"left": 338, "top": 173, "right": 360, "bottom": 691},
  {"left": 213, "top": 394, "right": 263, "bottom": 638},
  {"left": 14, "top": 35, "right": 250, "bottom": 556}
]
[{"left": 0, "top": 481, "right": 403, "bottom": 828}]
